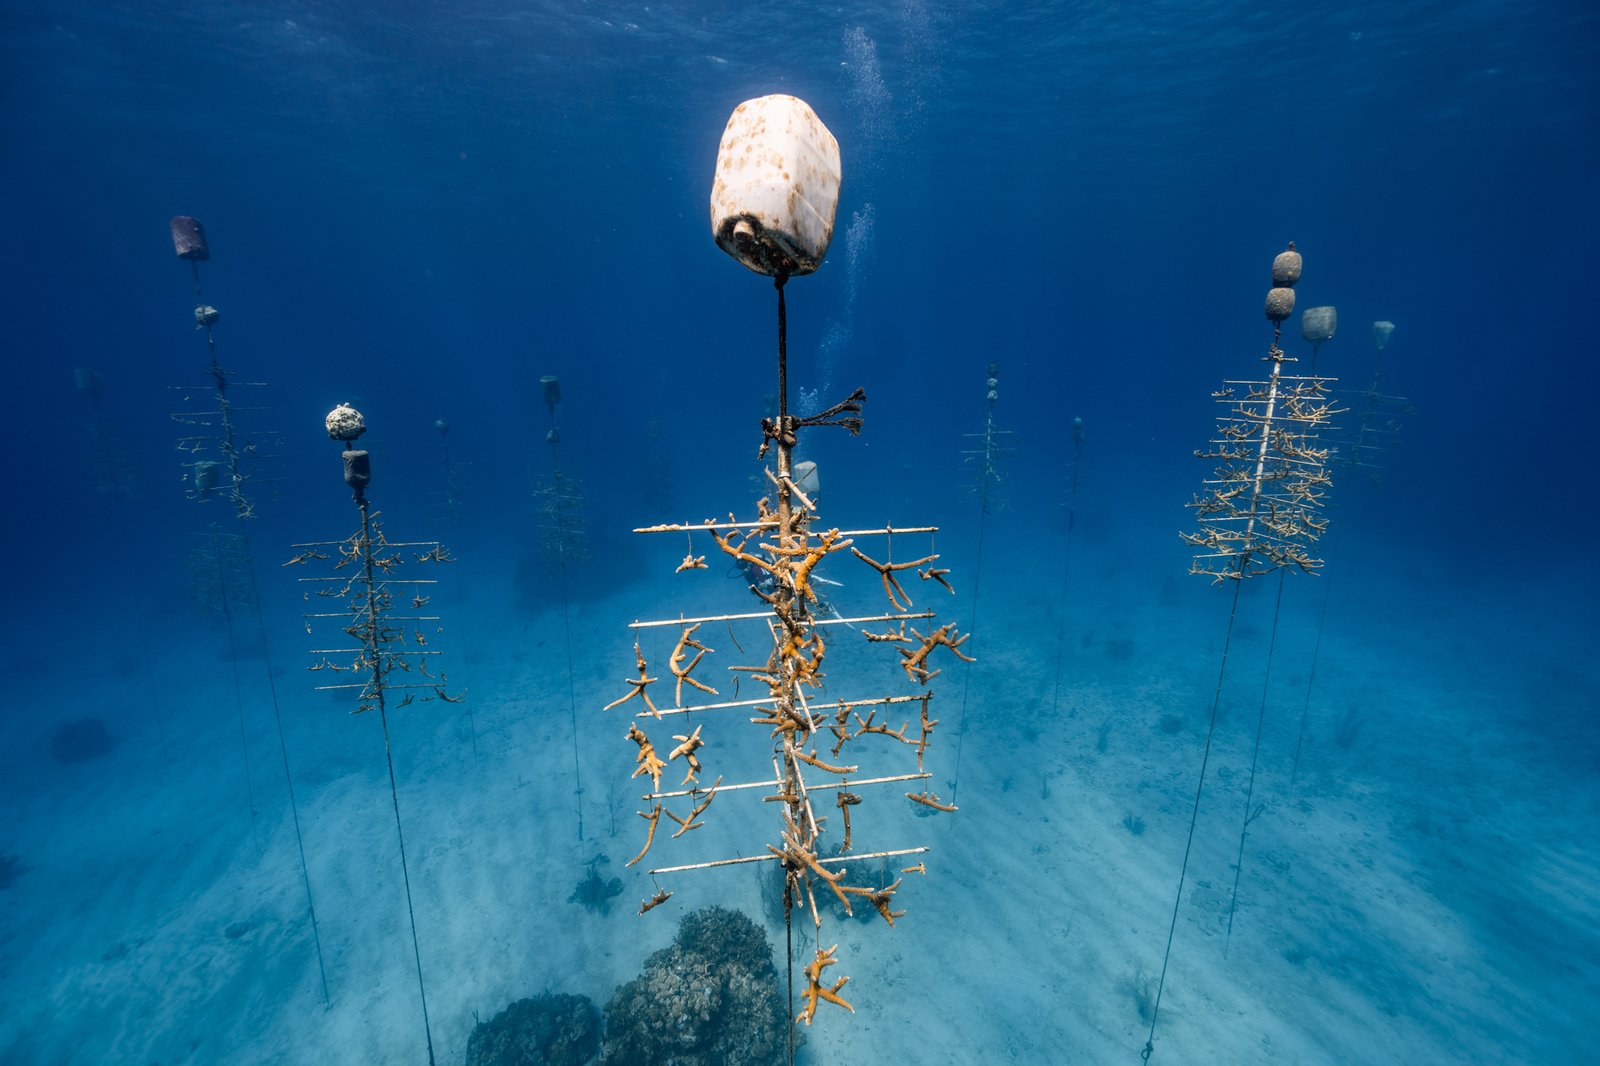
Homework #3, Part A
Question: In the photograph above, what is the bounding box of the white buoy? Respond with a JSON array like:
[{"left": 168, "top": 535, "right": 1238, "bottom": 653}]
[
  {"left": 194, "top": 459, "right": 223, "bottom": 497},
  {"left": 1372, "top": 320, "right": 1395, "bottom": 350},
  {"left": 710, "top": 95, "right": 841, "bottom": 277},
  {"left": 325, "top": 403, "right": 366, "bottom": 442},
  {"left": 793, "top": 459, "right": 820, "bottom": 500}
]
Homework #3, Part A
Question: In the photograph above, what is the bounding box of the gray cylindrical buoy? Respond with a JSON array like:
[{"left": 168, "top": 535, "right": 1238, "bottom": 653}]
[
  {"left": 325, "top": 403, "right": 367, "bottom": 442},
  {"left": 171, "top": 216, "right": 210, "bottom": 261},
  {"left": 1272, "top": 244, "right": 1302, "bottom": 287},
  {"left": 1265, "top": 287, "right": 1296, "bottom": 323},
  {"left": 540, "top": 375, "right": 562, "bottom": 410},
  {"left": 342, "top": 450, "right": 372, "bottom": 494},
  {"left": 1372, "top": 320, "right": 1396, "bottom": 350},
  {"left": 1302, "top": 306, "right": 1337, "bottom": 345},
  {"left": 1073, "top": 416, "right": 1085, "bottom": 445},
  {"left": 194, "top": 459, "right": 223, "bottom": 497},
  {"left": 434, "top": 418, "right": 449, "bottom": 435}
]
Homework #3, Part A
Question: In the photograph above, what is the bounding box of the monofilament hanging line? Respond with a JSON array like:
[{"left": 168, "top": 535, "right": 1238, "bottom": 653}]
[
  {"left": 212, "top": 529, "right": 262, "bottom": 854},
  {"left": 1218, "top": 301, "right": 1343, "bottom": 947},
  {"left": 553, "top": 444, "right": 585, "bottom": 843},
  {"left": 257, "top": 614, "right": 332, "bottom": 1009},
  {"left": 560, "top": 571, "right": 583, "bottom": 841},
  {"left": 187, "top": 253, "right": 264, "bottom": 834},
  {"left": 1155, "top": 242, "right": 1334, "bottom": 1057},
  {"left": 353, "top": 489, "right": 437, "bottom": 1066},
  {"left": 1223, "top": 569, "right": 1286, "bottom": 956},
  {"left": 225, "top": 519, "right": 332, "bottom": 1007},
  {"left": 533, "top": 376, "right": 586, "bottom": 834},
  {"left": 172, "top": 219, "right": 329, "bottom": 1006},
  {"left": 432, "top": 425, "right": 478, "bottom": 766},
  {"left": 203, "top": 520, "right": 335, "bottom": 1007},
  {"left": 948, "top": 501, "right": 986, "bottom": 806},
  {"left": 1290, "top": 531, "right": 1340, "bottom": 786},
  {"left": 950, "top": 372, "right": 1005, "bottom": 805},
  {"left": 1142, "top": 564, "right": 1244, "bottom": 1064}
]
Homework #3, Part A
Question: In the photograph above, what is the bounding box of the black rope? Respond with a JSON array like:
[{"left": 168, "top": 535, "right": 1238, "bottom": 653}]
[
  {"left": 776, "top": 272, "right": 788, "bottom": 420},
  {"left": 244, "top": 539, "right": 333, "bottom": 1009},
  {"left": 784, "top": 873, "right": 796, "bottom": 1066},
  {"left": 544, "top": 426, "right": 584, "bottom": 840},
  {"left": 359, "top": 499, "right": 437, "bottom": 1066},
  {"left": 215, "top": 530, "right": 262, "bottom": 854},
  {"left": 559, "top": 551, "right": 584, "bottom": 842},
  {"left": 773, "top": 269, "right": 798, "bottom": 1066},
  {"left": 1223, "top": 569, "right": 1286, "bottom": 956},
  {"left": 1142, "top": 570, "right": 1245, "bottom": 1063},
  {"left": 184, "top": 254, "right": 328, "bottom": 1004},
  {"left": 191, "top": 262, "right": 261, "bottom": 832}
]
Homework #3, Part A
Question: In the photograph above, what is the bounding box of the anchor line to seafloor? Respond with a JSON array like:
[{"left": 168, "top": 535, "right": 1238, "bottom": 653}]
[{"left": 1142, "top": 565, "right": 1246, "bottom": 1063}]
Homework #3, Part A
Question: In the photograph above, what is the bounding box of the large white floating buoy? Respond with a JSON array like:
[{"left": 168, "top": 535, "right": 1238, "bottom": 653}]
[{"left": 710, "top": 94, "right": 841, "bottom": 278}]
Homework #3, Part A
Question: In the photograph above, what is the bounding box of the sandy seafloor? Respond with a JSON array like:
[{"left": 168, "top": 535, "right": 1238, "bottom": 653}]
[{"left": 1, "top": 483, "right": 1595, "bottom": 1066}]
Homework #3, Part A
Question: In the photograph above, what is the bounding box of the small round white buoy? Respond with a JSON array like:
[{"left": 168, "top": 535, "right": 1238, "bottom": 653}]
[{"left": 326, "top": 403, "right": 367, "bottom": 442}]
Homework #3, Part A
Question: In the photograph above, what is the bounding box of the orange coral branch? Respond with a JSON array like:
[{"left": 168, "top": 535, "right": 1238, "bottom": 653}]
[
  {"left": 627, "top": 804, "right": 662, "bottom": 867},
  {"left": 797, "top": 945, "right": 853, "bottom": 1025}
]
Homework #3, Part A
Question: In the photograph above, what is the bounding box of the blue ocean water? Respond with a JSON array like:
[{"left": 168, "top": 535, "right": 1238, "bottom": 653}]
[{"left": 2, "top": 2, "right": 1596, "bottom": 1064}]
